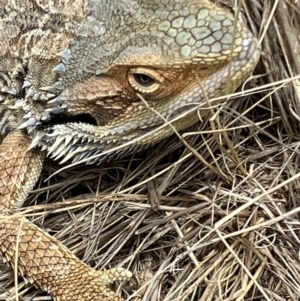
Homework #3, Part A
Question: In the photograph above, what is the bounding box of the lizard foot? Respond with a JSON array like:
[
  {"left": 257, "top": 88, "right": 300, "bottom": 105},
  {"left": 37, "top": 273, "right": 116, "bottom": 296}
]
[{"left": 52, "top": 267, "right": 136, "bottom": 301}]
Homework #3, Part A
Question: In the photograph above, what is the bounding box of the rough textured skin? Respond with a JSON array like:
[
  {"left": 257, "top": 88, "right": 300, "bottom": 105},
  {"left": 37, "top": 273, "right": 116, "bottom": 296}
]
[{"left": 0, "top": 0, "right": 260, "bottom": 300}]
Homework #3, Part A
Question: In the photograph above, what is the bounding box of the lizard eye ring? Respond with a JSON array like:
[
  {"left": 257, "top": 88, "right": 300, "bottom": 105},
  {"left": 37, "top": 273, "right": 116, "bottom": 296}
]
[{"left": 128, "top": 68, "right": 163, "bottom": 94}]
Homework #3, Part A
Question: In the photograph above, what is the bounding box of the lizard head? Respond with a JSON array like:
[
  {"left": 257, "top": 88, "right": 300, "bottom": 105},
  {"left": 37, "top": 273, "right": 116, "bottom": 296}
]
[{"left": 13, "top": 0, "right": 260, "bottom": 164}]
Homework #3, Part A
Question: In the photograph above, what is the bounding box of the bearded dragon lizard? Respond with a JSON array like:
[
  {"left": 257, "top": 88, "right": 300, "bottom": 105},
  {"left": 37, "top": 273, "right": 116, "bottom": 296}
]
[{"left": 0, "top": 0, "right": 260, "bottom": 300}]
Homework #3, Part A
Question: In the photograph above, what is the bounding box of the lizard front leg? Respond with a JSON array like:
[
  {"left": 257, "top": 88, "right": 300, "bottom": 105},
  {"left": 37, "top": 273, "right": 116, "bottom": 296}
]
[{"left": 0, "top": 131, "right": 132, "bottom": 301}]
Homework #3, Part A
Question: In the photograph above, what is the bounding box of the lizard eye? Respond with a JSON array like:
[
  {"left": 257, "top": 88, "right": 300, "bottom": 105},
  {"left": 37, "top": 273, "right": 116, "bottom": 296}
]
[
  {"left": 133, "top": 73, "right": 155, "bottom": 87},
  {"left": 128, "top": 68, "right": 163, "bottom": 94}
]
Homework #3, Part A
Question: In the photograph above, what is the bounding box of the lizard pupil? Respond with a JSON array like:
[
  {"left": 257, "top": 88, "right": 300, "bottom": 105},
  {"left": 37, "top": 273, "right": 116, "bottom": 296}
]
[{"left": 134, "top": 73, "right": 155, "bottom": 87}]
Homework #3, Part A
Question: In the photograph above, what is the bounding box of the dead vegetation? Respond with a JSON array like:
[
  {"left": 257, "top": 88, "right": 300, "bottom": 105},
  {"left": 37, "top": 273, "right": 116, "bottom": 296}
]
[{"left": 1, "top": 0, "right": 300, "bottom": 300}]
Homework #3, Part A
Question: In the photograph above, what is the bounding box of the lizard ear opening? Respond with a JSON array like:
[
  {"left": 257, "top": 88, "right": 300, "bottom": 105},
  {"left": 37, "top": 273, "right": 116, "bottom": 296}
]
[{"left": 128, "top": 68, "right": 163, "bottom": 94}]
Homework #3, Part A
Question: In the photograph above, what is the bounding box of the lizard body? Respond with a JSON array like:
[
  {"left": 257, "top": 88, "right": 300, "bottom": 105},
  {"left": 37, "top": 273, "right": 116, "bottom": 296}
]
[{"left": 0, "top": 0, "right": 260, "bottom": 300}]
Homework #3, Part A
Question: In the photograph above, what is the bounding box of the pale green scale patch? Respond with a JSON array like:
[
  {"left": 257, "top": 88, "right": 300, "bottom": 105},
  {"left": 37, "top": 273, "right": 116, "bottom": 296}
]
[
  {"left": 209, "top": 21, "right": 222, "bottom": 31},
  {"left": 211, "top": 42, "right": 222, "bottom": 53},
  {"left": 197, "top": 9, "right": 209, "bottom": 20},
  {"left": 171, "top": 16, "right": 184, "bottom": 29},
  {"left": 175, "top": 31, "right": 192, "bottom": 46},
  {"left": 221, "top": 33, "right": 233, "bottom": 45},
  {"left": 182, "top": 15, "right": 197, "bottom": 29},
  {"left": 191, "top": 27, "right": 211, "bottom": 40},
  {"left": 157, "top": 20, "right": 171, "bottom": 32},
  {"left": 180, "top": 45, "right": 191, "bottom": 57}
]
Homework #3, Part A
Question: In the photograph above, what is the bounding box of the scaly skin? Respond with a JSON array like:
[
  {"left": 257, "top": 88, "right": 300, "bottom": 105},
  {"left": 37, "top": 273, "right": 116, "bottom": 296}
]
[{"left": 0, "top": 0, "right": 260, "bottom": 300}]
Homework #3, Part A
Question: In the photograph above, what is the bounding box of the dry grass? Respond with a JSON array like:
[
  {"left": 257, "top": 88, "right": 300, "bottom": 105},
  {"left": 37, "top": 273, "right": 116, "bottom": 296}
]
[{"left": 1, "top": 0, "right": 300, "bottom": 300}]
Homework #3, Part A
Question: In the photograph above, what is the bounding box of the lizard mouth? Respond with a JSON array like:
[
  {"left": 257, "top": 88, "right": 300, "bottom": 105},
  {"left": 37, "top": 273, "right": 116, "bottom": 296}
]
[{"left": 42, "top": 113, "right": 98, "bottom": 127}]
